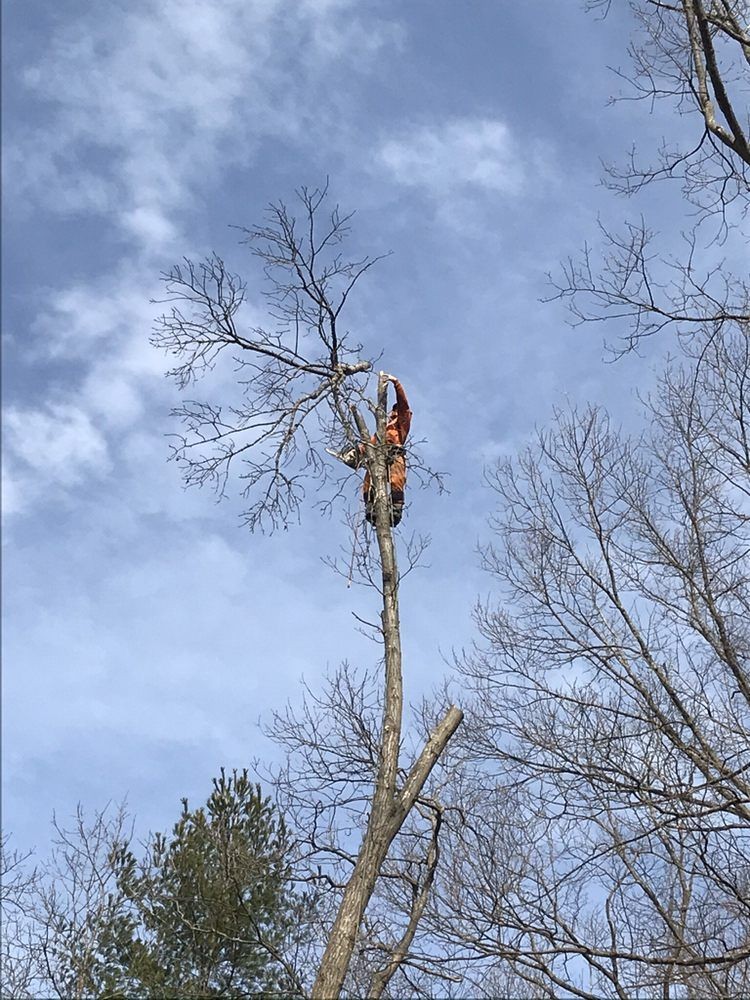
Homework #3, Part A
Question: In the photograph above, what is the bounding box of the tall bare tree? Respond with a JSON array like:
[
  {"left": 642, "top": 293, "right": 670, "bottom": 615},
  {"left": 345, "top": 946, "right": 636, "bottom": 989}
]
[
  {"left": 414, "top": 3, "right": 750, "bottom": 996},
  {"left": 260, "top": 659, "right": 463, "bottom": 997},
  {"left": 152, "top": 184, "right": 462, "bottom": 997},
  {"left": 413, "top": 324, "right": 750, "bottom": 998}
]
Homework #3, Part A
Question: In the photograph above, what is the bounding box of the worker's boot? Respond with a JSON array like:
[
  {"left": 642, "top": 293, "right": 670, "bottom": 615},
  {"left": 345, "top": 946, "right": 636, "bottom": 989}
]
[{"left": 386, "top": 444, "right": 407, "bottom": 465}]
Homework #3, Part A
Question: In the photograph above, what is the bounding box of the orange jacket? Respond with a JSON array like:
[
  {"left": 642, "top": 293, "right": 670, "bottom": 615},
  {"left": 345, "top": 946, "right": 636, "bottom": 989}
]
[{"left": 363, "top": 379, "right": 412, "bottom": 496}]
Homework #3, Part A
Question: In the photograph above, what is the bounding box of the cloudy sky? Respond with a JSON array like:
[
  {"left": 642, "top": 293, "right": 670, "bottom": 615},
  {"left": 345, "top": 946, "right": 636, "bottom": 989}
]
[{"left": 4, "top": 1, "right": 683, "bottom": 852}]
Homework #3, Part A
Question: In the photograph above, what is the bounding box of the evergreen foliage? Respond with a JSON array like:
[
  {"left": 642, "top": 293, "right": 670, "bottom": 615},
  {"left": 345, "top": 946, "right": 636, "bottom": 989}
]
[{"left": 109, "top": 769, "right": 306, "bottom": 998}]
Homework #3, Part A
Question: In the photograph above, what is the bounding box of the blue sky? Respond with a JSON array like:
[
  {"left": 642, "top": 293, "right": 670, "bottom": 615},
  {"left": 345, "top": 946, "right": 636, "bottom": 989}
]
[{"left": 3, "top": 1, "right": 684, "bottom": 852}]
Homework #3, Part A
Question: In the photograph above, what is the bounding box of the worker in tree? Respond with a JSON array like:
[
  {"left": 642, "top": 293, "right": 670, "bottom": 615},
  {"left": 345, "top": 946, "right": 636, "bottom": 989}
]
[{"left": 332, "top": 374, "right": 412, "bottom": 527}]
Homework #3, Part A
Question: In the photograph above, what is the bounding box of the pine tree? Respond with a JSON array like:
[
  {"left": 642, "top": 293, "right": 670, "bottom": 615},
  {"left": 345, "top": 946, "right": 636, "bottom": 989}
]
[{"left": 110, "top": 769, "right": 308, "bottom": 998}]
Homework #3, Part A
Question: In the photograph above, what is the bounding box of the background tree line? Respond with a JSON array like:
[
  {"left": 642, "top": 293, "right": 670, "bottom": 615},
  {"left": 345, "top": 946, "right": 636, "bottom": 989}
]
[
  {"left": 1, "top": 772, "right": 313, "bottom": 999},
  {"left": 3, "top": 2, "right": 749, "bottom": 996}
]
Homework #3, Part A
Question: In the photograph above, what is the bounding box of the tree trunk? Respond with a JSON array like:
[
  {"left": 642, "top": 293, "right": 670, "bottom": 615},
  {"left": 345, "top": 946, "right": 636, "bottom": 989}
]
[{"left": 311, "top": 373, "right": 462, "bottom": 999}]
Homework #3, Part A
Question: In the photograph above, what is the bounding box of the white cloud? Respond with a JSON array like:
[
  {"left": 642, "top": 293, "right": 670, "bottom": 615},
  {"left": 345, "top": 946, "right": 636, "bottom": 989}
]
[
  {"left": 5, "top": 256, "right": 277, "bottom": 518},
  {"left": 20, "top": 267, "right": 167, "bottom": 439},
  {"left": 378, "top": 118, "right": 526, "bottom": 196},
  {"left": 3, "top": 269, "right": 167, "bottom": 513},
  {"left": 4, "top": 402, "right": 111, "bottom": 489},
  {"left": 1, "top": 463, "right": 27, "bottom": 519},
  {"left": 29, "top": 268, "right": 157, "bottom": 360},
  {"left": 121, "top": 206, "right": 178, "bottom": 249},
  {"left": 7, "top": 0, "right": 402, "bottom": 256}
]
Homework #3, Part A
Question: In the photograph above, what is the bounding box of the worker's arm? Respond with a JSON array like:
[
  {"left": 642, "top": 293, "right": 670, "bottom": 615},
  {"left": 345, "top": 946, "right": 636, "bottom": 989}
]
[{"left": 389, "top": 377, "right": 412, "bottom": 442}]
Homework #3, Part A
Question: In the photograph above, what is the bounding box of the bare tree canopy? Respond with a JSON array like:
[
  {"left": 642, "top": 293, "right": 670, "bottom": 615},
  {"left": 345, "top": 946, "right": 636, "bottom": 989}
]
[
  {"left": 152, "top": 183, "right": 381, "bottom": 532},
  {"left": 423, "top": 324, "right": 750, "bottom": 998},
  {"left": 553, "top": 0, "right": 750, "bottom": 355},
  {"left": 589, "top": 0, "right": 750, "bottom": 201},
  {"left": 412, "top": 4, "right": 750, "bottom": 995}
]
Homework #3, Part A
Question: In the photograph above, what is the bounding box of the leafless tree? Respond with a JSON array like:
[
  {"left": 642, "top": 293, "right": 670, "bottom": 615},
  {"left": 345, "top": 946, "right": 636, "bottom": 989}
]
[
  {"left": 0, "top": 806, "right": 135, "bottom": 1000},
  {"left": 1, "top": 835, "right": 40, "bottom": 999},
  {"left": 152, "top": 183, "right": 462, "bottom": 997},
  {"left": 552, "top": 0, "right": 749, "bottom": 355},
  {"left": 260, "top": 658, "right": 466, "bottom": 998},
  {"left": 379, "top": 10, "right": 750, "bottom": 995},
  {"left": 420, "top": 325, "right": 750, "bottom": 997},
  {"left": 591, "top": 0, "right": 750, "bottom": 203},
  {"left": 152, "top": 187, "right": 377, "bottom": 533}
]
